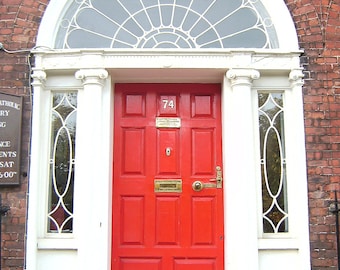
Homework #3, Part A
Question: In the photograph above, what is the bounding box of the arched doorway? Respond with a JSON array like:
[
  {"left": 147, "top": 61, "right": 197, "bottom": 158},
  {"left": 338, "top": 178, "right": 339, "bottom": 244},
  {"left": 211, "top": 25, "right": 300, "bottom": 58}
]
[{"left": 26, "top": 1, "right": 310, "bottom": 269}]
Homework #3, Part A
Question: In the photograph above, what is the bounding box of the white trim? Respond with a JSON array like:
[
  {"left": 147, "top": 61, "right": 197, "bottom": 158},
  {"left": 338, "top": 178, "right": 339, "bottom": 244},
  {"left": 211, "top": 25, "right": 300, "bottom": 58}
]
[
  {"left": 37, "top": 238, "right": 78, "bottom": 250},
  {"left": 73, "top": 71, "right": 112, "bottom": 270},
  {"left": 258, "top": 238, "right": 299, "bottom": 250},
  {"left": 31, "top": 49, "right": 302, "bottom": 72},
  {"left": 224, "top": 69, "right": 260, "bottom": 269},
  {"left": 29, "top": 1, "right": 308, "bottom": 269},
  {"left": 27, "top": 50, "right": 311, "bottom": 270},
  {"left": 26, "top": 73, "right": 48, "bottom": 270},
  {"left": 36, "top": 0, "right": 68, "bottom": 48},
  {"left": 261, "top": 0, "right": 299, "bottom": 50}
]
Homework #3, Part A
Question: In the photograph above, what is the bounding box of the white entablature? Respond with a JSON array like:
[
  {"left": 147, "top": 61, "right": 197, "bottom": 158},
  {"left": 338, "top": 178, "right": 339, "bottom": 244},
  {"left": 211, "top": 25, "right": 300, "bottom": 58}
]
[{"left": 33, "top": 49, "right": 302, "bottom": 80}]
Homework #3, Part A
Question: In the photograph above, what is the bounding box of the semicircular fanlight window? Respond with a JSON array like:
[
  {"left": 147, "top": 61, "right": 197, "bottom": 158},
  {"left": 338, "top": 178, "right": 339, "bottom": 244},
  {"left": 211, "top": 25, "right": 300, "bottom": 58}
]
[{"left": 55, "top": 0, "right": 278, "bottom": 49}]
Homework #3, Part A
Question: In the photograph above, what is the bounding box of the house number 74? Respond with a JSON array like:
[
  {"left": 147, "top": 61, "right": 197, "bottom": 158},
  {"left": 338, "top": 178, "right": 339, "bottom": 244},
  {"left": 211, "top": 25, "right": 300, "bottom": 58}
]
[{"left": 162, "top": 99, "right": 175, "bottom": 109}]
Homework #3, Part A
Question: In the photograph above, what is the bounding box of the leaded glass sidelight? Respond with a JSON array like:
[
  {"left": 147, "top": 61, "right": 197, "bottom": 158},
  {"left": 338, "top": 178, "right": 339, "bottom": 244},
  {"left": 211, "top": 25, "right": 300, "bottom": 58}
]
[
  {"left": 55, "top": 0, "right": 278, "bottom": 49},
  {"left": 258, "top": 93, "right": 288, "bottom": 233},
  {"left": 48, "top": 92, "right": 77, "bottom": 233}
]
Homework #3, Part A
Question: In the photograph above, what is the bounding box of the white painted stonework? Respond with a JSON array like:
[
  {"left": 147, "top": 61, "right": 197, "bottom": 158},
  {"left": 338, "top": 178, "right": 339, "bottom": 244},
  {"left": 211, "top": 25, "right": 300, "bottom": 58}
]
[{"left": 26, "top": 1, "right": 311, "bottom": 269}]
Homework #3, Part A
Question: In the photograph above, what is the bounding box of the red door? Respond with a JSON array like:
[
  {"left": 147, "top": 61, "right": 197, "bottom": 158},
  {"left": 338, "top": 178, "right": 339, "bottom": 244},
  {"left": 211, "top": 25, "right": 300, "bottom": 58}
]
[{"left": 112, "top": 84, "right": 224, "bottom": 270}]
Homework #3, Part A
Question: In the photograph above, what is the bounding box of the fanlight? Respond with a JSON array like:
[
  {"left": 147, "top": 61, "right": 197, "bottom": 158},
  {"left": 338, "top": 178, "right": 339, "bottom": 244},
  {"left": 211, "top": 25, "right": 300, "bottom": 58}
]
[{"left": 55, "top": 0, "right": 278, "bottom": 49}]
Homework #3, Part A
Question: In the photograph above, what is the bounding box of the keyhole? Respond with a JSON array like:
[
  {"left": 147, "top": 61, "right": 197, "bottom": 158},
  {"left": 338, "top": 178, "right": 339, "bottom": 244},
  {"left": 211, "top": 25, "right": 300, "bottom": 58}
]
[{"left": 165, "top": 147, "right": 171, "bottom": 156}]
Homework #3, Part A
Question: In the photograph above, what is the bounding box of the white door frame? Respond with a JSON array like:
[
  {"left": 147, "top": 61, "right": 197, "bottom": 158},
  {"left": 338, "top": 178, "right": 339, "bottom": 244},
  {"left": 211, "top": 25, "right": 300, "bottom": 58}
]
[
  {"left": 27, "top": 49, "right": 310, "bottom": 270},
  {"left": 27, "top": 1, "right": 310, "bottom": 269}
]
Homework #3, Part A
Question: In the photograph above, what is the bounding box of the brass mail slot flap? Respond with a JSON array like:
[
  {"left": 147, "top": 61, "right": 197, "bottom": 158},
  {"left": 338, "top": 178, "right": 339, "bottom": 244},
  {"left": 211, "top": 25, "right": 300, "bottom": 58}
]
[{"left": 154, "top": 179, "right": 182, "bottom": 193}]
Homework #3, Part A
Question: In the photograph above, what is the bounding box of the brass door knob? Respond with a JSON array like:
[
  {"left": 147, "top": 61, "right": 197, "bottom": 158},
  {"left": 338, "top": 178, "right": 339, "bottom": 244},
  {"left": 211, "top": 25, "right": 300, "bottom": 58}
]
[{"left": 192, "top": 181, "right": 203, "bottom": 191}]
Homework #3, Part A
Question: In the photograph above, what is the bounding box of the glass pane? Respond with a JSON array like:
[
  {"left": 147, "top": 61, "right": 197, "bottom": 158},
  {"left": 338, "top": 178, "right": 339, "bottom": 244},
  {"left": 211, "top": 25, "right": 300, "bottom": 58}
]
[
  {"left": 48, "top": 92, "right": 77, "bottom": 233},
  {"left": 55, "top": 0, "right": 278, "bottom": 49},
  {"left": 258, "top": 92, "right": 288, "bottom": 233}
]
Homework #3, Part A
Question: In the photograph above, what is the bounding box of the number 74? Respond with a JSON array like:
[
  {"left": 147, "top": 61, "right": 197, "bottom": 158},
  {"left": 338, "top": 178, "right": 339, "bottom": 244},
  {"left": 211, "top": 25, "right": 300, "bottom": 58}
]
[{"left": 162, "top": 99, "right": 175, "bottom": 109}]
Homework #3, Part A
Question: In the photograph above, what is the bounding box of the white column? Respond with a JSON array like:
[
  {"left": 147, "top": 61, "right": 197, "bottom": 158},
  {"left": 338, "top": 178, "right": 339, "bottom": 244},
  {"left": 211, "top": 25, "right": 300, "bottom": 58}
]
[
  {"left": 75, "top": 69, "right": 111, "bottom": 270},
  {"left": 287, "top": 69, "right": 311, "bottom": 269},
  {"left": 26, "top": 70, "right": 47, "bottom": 270},
  {"left": 224, "top": 68, "right": 260, "bottom": 270}
]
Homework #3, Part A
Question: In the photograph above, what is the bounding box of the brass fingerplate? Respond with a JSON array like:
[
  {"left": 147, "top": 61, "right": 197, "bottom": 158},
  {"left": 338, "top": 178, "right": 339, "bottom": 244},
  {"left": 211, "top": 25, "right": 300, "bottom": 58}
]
[
  {"left": 156, "top": 117, "right": 181, "bottom": 128},
  {"left": 154, "top": 180, "right": 182, "bottom": 193}
]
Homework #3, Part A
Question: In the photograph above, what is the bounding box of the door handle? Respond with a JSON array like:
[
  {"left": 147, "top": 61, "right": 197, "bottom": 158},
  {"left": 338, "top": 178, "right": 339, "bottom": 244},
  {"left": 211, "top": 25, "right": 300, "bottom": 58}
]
[
  {"left": 211, "top": 165, "right": 222, "bottom": 188},
  {"left": 192, "top": 166, "right": 223, "bottom": 191},
  {"left": 192, "top": 180, "right": 216, "bottom": 191}
]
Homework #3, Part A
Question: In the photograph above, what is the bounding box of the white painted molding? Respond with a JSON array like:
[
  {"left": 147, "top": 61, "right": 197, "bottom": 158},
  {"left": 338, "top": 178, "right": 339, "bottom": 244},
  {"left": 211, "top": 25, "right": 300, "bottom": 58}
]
[
  {"left": 289, "top": 69, "right": 304, "bottom": 87},
  {"left": 32, "top": 50, "right": 302, "bottom": 72},
  {"left": 31, "top": 70, "right": 47, "bottom": 86},
  {"left": 226, "top": 69, "right": 261, "bottom": 87},
  {"left": 75, "top": 69, "right": 109, "bottom": 86}
]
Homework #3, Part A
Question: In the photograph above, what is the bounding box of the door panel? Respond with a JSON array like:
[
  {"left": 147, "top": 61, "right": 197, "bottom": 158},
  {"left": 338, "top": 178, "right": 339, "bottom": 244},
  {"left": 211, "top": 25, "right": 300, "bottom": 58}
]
[
  {"left": 113, "top": 84, "right": 223, "bottom": 270},
  {"left": 120, "top": 196, "right": 145, "bottom": 245},
  {"left": 122, "top": 129, "right": 145, "bottom": 174},
  {"left": 155, "top": 197, "right": 180, "bottom": 245},
  {"left": 157, "top": 129, "right": 180, "bottom": 175},
  {"left": 174, "top": 259, "right": 215, "bottom": 270},
  {"left": 192, "top": 197, "right": 215, "bottom": 245}
]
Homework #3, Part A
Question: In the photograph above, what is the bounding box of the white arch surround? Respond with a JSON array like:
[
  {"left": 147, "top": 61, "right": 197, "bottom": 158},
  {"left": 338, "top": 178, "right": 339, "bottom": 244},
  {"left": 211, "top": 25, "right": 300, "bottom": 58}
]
[
  {"left": 27, "top": 1, "right": 311, "bottom": 270},
  {"left": 37, "top": 0, "right": 299, "bottom": 51}
]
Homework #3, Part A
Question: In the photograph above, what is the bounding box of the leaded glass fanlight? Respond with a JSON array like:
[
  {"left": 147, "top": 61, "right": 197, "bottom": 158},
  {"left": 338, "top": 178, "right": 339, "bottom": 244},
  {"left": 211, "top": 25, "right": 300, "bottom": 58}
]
[{"left": 55, "top": 0, "right": 278, "bottom": 49}]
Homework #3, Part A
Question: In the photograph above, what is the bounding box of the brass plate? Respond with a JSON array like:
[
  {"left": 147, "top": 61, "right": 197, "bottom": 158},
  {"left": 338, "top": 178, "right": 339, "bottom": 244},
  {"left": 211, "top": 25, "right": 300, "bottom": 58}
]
[
  {"left": 154, "top": 179, "right": 182, "bottom": 193},
  {"left": 156, "top": 117, "right": 181, "bottom": 128}
]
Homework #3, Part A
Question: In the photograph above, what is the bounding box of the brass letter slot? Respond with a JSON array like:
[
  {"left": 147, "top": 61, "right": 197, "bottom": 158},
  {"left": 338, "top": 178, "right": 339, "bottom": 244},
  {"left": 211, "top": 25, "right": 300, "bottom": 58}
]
[{"left": 154, "top": 180, "right": 182, "bottom": 193}]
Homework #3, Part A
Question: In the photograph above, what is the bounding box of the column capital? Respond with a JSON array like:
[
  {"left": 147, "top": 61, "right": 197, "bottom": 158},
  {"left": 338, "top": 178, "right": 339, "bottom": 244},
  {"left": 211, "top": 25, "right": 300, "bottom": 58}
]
[
  {"left": 289, "top": 68, "right": 304, "bottom": 87},
  {"left": 31, "top": 70, "right": 47, "bottom": 86},
  {"left": 226, "top": 69, "right": 260, "bottom": 87},
  {"left": 75, "top": 69, "right": 108, "bottom": 86}
]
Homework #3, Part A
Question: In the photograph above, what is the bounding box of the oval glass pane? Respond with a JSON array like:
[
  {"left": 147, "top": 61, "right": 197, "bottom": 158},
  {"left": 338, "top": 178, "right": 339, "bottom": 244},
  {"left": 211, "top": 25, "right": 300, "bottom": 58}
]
[
  {"left": 265, "top": 127, "right": 282, "bottom": 196},
  {"left": 54, "top": 128, "right": 72, "bottom": 196}
]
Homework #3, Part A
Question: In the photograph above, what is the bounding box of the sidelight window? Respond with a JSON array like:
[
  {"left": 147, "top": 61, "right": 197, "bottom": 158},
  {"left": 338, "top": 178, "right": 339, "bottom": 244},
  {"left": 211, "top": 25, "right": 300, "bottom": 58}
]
[
  {"left": 258, "top": 92, "right": 288, "bottom": 233},
  {"left": 47, "top": 92, "right": 77, "bottom": 233}
]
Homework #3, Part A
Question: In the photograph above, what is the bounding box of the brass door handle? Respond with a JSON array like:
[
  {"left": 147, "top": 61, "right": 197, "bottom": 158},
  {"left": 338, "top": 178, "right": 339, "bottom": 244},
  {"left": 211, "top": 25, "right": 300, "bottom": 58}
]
[
  {"left": 192, "top": 180, "right": 217, "bottom": 191},
  {"left": 192, "top": 181, "right": 203, "bottom": 191},
  {"left": 192, "top": 166, "right": 223, "bottom": 191}
]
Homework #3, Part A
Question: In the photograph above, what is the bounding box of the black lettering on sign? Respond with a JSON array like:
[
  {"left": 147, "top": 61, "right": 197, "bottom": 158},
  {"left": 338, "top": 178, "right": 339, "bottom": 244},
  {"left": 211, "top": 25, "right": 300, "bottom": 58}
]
[{"left": 0, "top": 93, "right": 23, "bottom": 185}]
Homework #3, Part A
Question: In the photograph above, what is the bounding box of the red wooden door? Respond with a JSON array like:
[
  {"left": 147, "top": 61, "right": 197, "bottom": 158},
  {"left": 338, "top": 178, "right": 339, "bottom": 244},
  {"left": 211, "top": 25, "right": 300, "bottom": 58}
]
[{"left": 112, "top": 84, "right": 224, "bottom": 270}]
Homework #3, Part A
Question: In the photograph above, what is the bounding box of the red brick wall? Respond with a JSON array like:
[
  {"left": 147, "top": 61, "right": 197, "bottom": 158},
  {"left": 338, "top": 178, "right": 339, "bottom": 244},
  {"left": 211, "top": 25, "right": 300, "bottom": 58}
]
[
  {"left": 286, "top": 0, "right": 340, "bottom": 269},
  {"left": 0, "top": 0, "right": 48, "bottom": 269},
  {"left": 0, "top": 0, "right": 340, "bottom": 269}
]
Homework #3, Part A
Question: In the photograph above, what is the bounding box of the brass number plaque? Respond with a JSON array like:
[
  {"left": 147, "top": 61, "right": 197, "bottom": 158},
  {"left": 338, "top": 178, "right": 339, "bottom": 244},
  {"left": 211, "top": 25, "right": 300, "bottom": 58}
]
[{"left": 154, "top": 179, "right": 182, "bottom": 193}]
